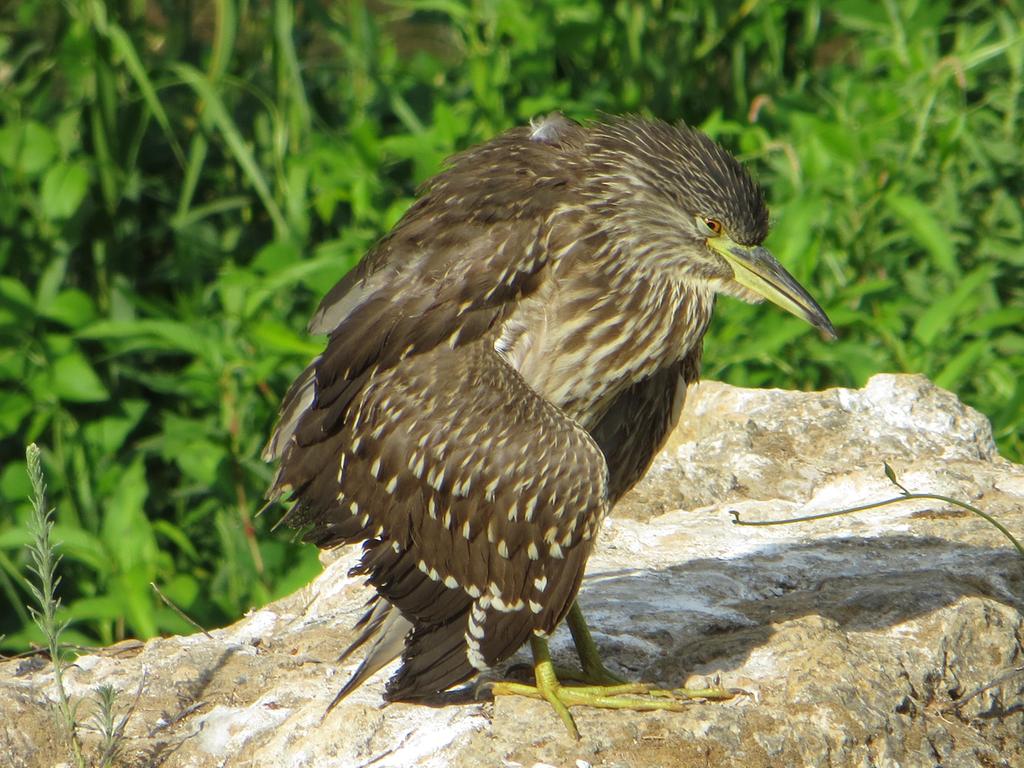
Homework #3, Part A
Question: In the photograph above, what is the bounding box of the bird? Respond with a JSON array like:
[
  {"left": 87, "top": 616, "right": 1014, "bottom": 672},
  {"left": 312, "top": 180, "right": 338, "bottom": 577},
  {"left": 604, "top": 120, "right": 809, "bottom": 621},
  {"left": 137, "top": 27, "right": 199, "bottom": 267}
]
[{"left": 263, "top": 112, "right": 834, "bottom": 736}]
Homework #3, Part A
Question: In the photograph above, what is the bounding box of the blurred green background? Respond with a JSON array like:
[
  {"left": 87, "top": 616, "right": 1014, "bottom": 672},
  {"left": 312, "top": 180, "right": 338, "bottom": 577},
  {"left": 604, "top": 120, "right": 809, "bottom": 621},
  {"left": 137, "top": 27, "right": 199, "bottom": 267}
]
[{"left": 1, "top": 0, "right": 1021, "bottom": 651}]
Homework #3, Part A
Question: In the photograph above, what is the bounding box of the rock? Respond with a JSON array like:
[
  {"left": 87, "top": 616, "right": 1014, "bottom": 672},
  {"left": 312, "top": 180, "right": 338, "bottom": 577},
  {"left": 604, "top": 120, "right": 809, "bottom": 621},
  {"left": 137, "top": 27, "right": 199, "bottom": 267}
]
[{"left": 2, "top": 374, "right": 1022, "bottom": 767}]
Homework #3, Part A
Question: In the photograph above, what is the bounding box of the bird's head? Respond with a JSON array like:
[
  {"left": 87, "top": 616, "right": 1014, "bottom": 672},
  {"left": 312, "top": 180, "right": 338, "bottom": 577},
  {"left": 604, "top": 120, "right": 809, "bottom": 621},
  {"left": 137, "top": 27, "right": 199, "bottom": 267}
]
[{"left": 584, "top": 116, "right": 835, "bottom": 338}]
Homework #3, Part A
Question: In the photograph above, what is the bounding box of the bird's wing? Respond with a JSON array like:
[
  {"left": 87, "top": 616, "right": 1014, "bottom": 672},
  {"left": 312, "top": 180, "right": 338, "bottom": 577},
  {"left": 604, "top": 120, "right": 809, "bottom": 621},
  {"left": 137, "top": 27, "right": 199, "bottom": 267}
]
[
  {"left": 263, "top": 114, "right": 602, "bottom": 699},
  {"left": 307, "top": 115, "right": 588, "bottom": 338},
  {"left": 263, "top": 116, "right": 590, "bottom": 496},
  {"left": 300, "top": 342, "right": 610, "bottom": 700},
  {"left": 589, "top": 347, "right": 702, "bottom": 502}
]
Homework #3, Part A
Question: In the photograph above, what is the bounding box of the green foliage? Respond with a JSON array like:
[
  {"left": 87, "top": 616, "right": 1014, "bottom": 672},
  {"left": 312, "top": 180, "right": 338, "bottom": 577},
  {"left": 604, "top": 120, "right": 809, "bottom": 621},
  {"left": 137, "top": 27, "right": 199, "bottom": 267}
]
[{"left": 1, "top": 0, "right": 1022, "bottom": 651}]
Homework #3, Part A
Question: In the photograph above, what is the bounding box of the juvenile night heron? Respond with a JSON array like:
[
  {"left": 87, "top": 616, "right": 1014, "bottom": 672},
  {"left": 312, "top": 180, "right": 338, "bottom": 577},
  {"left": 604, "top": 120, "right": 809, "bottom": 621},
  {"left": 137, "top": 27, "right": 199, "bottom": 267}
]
[{"left": 264, "top": 113, "right": 834, "bottom": 736}]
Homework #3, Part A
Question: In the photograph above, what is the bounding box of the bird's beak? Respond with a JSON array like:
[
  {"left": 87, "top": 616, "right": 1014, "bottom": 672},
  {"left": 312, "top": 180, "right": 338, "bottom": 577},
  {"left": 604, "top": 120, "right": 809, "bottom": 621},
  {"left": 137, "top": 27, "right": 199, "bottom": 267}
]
[{"left": 710, "top": 240, "right": 837, "bottom": 339}]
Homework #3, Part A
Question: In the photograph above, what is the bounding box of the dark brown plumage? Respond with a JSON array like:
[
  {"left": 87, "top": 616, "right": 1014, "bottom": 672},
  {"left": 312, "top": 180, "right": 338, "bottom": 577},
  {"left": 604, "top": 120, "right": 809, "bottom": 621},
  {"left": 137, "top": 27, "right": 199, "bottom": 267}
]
[{"left": 264, "top": 113, "right": 833, "bottom": 708}]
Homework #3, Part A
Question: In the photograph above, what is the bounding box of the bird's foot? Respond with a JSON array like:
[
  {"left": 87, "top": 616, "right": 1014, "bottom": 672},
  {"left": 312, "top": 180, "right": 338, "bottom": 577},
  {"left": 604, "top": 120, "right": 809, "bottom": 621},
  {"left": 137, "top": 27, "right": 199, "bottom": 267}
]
[
  {"left": 490, "top": 636, "right": 742, "bottom": 738},
  {"left": 491, "top": 676, "right": 740, "bottom": 739}
]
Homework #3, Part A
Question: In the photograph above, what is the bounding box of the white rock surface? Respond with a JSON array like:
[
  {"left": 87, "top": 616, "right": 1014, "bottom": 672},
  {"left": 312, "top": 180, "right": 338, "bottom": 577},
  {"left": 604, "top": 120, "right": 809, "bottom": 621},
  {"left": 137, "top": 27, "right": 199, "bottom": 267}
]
[{"left": 2, "top": 374, "right": 1022, "bottom": 767}]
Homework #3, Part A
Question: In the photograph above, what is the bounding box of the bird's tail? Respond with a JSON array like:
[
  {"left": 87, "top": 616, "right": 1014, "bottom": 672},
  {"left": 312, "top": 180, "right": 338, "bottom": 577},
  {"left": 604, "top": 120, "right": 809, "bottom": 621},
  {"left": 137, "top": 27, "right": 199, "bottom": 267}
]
[{"left": 323, "top": 598, "right": 411, "bottom": 717}]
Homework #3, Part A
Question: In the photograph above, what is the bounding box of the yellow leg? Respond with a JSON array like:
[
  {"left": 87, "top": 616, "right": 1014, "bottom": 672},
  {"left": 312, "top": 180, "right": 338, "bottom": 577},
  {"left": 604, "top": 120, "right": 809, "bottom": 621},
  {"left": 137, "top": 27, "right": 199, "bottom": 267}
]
[
  {"left": 491, "top": 633, "right": 740, "bottom": 739},
  {"left": 562, "top": 601, "right": 625, "bottom": 685}
]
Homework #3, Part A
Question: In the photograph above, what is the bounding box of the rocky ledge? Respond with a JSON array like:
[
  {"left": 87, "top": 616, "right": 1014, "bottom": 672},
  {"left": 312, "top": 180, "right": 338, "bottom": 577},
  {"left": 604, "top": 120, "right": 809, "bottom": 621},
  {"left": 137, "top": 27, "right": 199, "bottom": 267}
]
[{"left": 3, "top": 374, "right": 1022, "bottom": 767}]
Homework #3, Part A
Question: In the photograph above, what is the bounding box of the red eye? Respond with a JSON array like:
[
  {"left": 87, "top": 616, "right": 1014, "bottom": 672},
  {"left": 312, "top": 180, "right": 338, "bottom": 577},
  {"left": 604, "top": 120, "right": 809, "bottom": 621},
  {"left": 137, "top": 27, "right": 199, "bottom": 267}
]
[{"left": 704, "top": 217, "right": 722, "bottom": 235}]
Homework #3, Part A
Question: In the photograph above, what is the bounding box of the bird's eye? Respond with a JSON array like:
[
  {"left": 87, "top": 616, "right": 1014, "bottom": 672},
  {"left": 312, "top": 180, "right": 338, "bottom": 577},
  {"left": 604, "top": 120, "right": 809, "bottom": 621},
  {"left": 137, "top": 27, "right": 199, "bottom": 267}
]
[{"left": 702, "top": 217, "right": 723, "bottom": 236}]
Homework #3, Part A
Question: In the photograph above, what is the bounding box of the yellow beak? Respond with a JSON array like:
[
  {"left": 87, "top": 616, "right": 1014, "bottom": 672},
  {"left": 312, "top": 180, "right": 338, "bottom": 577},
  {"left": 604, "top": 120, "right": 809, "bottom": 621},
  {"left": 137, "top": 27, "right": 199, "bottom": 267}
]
[{"left": 709, "top": 239, "right": 836, "bottom": 339}]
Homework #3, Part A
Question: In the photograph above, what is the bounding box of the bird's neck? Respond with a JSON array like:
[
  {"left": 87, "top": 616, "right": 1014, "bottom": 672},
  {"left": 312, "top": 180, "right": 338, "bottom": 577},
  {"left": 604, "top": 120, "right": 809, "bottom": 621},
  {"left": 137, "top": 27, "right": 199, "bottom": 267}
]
[{"left": 494, "top": 245, "right": 714, "bottom": 428}]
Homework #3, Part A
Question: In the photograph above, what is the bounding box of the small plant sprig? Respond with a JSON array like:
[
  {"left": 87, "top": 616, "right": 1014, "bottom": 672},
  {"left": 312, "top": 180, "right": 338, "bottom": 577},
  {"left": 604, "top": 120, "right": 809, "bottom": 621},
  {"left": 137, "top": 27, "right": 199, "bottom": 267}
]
[
  {"left": 730, "top": 462, "right": 1024, "bottom": 562},
  {"left": 25, "top": 443, "right": 85, "bottom": 766},
  {"left": 90, "top": 682, "right": 136, "bottom": 768}
]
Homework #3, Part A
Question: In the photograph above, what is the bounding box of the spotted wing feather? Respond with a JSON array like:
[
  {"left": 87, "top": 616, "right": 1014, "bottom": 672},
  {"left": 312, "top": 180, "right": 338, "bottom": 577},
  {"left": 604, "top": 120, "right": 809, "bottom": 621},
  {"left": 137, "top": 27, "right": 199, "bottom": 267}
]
[
  {"left": 264, "top": 116, "right": 611, "bottom": 700},
  {"left": 302, "top": 342, "right": 609, "bottom": 699},
  {"left": 263, "top": 115, "right": 588, "bottom": 481}
]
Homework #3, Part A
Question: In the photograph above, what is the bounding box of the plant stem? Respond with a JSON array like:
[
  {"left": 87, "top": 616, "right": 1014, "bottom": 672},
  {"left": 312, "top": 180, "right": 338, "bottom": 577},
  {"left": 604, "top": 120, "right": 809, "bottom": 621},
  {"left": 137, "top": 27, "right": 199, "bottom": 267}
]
[
  {"left": 26, "top": 444, "right": 84, "bottom": 767},
  {"left": 730, "top": 465, "right": 1024, "bottom": 562}
]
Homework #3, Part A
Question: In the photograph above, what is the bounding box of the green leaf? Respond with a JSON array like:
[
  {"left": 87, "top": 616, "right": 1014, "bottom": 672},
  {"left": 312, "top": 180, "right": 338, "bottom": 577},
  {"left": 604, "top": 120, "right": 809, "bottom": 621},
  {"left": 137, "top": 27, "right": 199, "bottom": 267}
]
[
  {"left": 152, "top": 520, "right": 201, "bottom": 562},
  {"left": 885, "top": 193, "right": 959, "bottom": 277},
  {"left": 101, "top": 457, "right": 155, "bottom": 576},
  {"left": 170, "top": 62, "right": 290, "bottom": 239},
  {"left": 104, "top": 22, "right": 186, "bottom": 168},
  {"left": 883, "top": 462, "right": 898, "bottom": 485},
  {"left": 176, "top": 438, "right": 225, "bottom": 486},
  {"left": 158, "top": 572, "right": 201, "bottom": 609},
  {"left": 51, "top": 353, "right": 109, "bottom": 403},
  {"left": 64, "top": 595, "right": 129, "bottom": 622},
  {"left": 0, "top": 460, "right": 30, "bottom": 501},
  {"left": 0, "top": 392, "right": 32, "bottom": 438},
  {"left": 49, "top": 524, "right": 110, "bottom": 574},
  {"left": 250, "top": 321, "right": 324, "bottom": 356},
  {"left": 838, "top": 278, "right": 898, "bottom": 301},
  {"left": 964, "top": 307, "right": 1024, "bottom": 336},
  {"left": 114, "top": 568, "right": 158, "bottom": 638},
  {"left": 0, "top": 120, "right": 58, "bottom": 176},
  {"left": 911, "top": 265, "right": 997, "bottom": 346},
  {"left": 767, "top": 195, "right": 820, "bottom": 279},
  {"left": 81, "top": 399, "right": 148, "bottom": 455},
  {"left": 35, "top": 256, "right": 69, "bottom": 309},
  {"left": 934, "top": 339, "right": 989, "bottom": 391},
  {"left": 77, "top": 319, "right": 211, "bottom": 358},
  {"left": 0, "top": 277, "right": 36, "bottom": 317},
  {"left": 0, "top": 527, "right": 32, "bottom": 551},
  {"left": 39, "top": 161, "right": 91, "bottom": 220},
  {"left": 40, "top": 289, "right": 97, "bottom": 328}
]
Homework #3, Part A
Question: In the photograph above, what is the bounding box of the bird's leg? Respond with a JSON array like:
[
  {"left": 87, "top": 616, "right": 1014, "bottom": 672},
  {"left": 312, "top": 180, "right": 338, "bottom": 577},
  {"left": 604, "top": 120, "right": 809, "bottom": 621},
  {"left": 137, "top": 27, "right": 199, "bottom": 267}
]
[
  {"left": 561, "top": 603, "right": 734, "bottom": 704},
  {"left": 558, "top": 601, "right": 625, "bottom": 685},
  {"left": 491, "top": 634, "right": 739, "bottom": 739}
]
